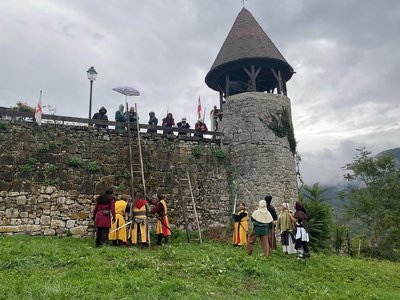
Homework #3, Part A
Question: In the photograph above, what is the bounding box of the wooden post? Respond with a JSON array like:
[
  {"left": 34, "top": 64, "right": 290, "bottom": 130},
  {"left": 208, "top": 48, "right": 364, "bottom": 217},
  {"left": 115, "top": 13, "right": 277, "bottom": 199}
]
[
  {"left": 219, "top": 91, "right": 223, "bottom": 112},
  {"left": 251, "top": 65, "right": 256, "bottom": 91},
  {"left": 125, "top": 99, "right": 135, "bottom": 203},
  {"left": 283, "top": 78, "right": 288, "bottom": 96},
  {"left": 135, "top": 103, "right": 146, "bottom": 195},
  {"left": 225, "top": 73, "right": 230, "bottom": 97}
]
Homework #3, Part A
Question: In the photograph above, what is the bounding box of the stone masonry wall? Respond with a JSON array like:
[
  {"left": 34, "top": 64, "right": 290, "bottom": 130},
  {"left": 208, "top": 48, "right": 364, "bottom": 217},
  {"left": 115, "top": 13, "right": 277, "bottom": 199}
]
[
  {"left": 0, "top": 121, "right": 230, "bottom": 236},
  {"left": 220, "top": 92, "right": 299, "bottom": 211}
]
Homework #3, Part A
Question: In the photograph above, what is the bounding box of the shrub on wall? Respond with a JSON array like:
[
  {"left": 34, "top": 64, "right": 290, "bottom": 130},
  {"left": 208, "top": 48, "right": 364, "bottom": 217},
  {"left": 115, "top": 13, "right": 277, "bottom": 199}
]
[
  {"left": 19, "top": 157, "right": 37, "bottom": 173},
  {"left": 37, "top": 144, "right": 49, "bottom": 153},
  {"left": 87, "top": 161, "right": 101, "bottom": 174},
  {"left": 192, "top": 146, "right": 202, "bottom": 159},
  {"left": 67, "top": 156, "right": 83, "bottom": 168},
  {"left": 213, "top": 149, "right": 227, "bottom": 161}
]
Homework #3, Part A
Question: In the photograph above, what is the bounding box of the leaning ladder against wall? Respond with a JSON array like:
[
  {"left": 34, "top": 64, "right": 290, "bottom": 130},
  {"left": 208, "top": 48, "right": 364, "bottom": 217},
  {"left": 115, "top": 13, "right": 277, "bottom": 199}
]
[
  {"left": 176, "top": 167, "right": 202, "bottom": 243},
  {"left": 126, "top": 103, "right": 148, "bottom": 244}
]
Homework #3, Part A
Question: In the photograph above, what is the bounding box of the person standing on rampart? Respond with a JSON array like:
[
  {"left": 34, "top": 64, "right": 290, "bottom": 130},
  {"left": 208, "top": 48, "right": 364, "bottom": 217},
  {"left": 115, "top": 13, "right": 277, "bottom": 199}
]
[
  {"left": 92, "top": 106, "right": 109, "bottom": 128},
  {"left": 162, "top": 113, "right": 175, "bottom": 135},
  {"left": 177, "top": 117, "right": 191, "bottom": 136},
  {"left": 115, "top": 104, "right": 126, "bottom": 131},
  {"left": 147, "top": 111, "right": 158, "bottom": 133}
]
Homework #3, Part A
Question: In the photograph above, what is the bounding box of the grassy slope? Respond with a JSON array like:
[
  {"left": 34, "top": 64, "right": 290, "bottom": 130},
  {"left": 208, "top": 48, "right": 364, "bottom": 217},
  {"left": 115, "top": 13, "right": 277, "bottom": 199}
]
[{"left": 0, "top": 235, "right": 399, "bottom": 300}]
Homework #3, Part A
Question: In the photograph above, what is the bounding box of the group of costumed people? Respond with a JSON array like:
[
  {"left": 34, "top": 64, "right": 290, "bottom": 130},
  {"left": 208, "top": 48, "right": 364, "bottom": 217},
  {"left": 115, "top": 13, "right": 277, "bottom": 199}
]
[
  {"left": 92, "top": 188, "right": 171, "bottom": 247},
  {"left": 232, "top": 195, "right": 310, "bottom": 259}
]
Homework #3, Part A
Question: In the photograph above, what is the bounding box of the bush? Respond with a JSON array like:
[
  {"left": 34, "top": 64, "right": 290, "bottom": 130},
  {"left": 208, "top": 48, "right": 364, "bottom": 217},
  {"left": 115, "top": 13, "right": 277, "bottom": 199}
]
[
  {"left": 20, "top": 157, "right": 37, "bottom": 173},
  {"left": 10, "top": 101, "right": 35, "bottom": 113},
  {"left": 213, "top": 149, "right": 227, "bottom": 161},
  {"left": 37, "top": 144, "right": 49, "bottom": 153},
  {"left": 44, "top": 178, "right": 61, "bottom": 186},
  {"left": 46, "top": 164, "right": 58, "bottom": 172},
  {"left": 87, "top": 161, "right": 101, "bottom": 174},
  {"left": 20, "top": 164, "right": 33, "bottom": 173},
  {"left": 192, "top": 146, "right": 202, "bottom": 159},
  {"left": 67, "top": 156, "right": 82, "bottom": 168},
  {"left": 117, "top": 170, "right": 131, "bottom": 180},
  {"left": 0, "top": 122, "right": 8, "bottom": 130}
]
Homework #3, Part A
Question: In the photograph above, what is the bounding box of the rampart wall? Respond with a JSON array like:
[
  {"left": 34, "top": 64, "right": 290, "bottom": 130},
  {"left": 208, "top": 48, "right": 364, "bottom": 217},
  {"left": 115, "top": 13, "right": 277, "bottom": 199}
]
[{"left": 0, "top": 121, "right": 230, "bottom": 236}]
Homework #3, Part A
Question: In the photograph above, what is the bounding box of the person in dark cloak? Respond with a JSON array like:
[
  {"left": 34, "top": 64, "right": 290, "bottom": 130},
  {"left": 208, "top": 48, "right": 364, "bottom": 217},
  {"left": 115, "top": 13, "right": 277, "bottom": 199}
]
[
  {"left": 92, "top": 106, "right": 109, "bottom": 128},
  {"left": 265, "top": 194, "right": 278, "bottom": 250}
]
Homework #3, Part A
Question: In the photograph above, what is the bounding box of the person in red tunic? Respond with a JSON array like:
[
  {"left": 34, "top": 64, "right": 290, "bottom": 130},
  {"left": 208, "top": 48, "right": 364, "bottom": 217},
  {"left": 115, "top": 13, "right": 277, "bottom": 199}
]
[
  {"left": 92, "top": 188, "right": 116, "bottom": 247},
  {"left": 150, "top": 194, "right": 171, "bottom": 245}
]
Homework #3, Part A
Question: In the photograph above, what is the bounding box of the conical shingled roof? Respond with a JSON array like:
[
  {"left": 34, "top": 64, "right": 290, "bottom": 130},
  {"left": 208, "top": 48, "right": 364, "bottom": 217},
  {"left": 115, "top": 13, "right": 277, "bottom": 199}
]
[{"left": 205, "top": 8, "right": 294, "bottom": 92}]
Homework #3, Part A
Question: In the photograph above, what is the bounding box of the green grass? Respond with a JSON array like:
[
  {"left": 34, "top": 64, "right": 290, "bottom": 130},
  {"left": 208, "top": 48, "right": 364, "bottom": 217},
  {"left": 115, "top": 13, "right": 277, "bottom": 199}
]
[{"left": 0, "top": 235, "right": 399, "bottom": 299}]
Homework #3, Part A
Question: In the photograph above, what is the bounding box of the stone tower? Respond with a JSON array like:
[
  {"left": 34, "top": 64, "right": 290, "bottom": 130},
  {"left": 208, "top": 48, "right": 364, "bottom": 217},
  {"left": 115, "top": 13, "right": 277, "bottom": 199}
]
[{"left": 205, "top": 8, "right": 298, "bottom": 209}]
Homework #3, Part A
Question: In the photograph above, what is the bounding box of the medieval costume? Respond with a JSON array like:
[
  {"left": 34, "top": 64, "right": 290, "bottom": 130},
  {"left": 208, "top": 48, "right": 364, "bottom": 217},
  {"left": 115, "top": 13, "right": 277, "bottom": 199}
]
[
  {"left": 109, "top": 196, "right": 129, "bottom": 245},
  {"left": 276, "top": 203, "right": 296, "bottom": 254},
  {"left": 162, "top": 113, "right": 175, "bottom": 135},
  {"left": 265, "top": 195, "right": 278, "bottom": 250},
  {"left": 92, "top": 188, "right": 116, "bottom": 247},
  {"left": 194, "top": 120, "right": 208, "bottom": 138},
  {"left": 147, "top": 111, "right": 158, "bottom": 133},
  {"left": 115, "top": 104, "right": 126, "bottom": 131},
  {"left": 177, "top": 117, "right": 191, "bottom": 136},
  {"left": 232, "top": 204, "right": 248, "bottom": 246},
  {"left": 128, "top": 107, "right": 138, "bottom": 131},
  {"left": 151, "top": 195, "right": 171, "bottom": 245},
  {"left": 131, "top": 197, "right": 149, "bottom": 246},
  {"left": 290, "top": 201, "right": 310, "bottom": 259},
  {"left": 92, "top": 106, "right": 109, "bottom": 128},
  {"left": 247, "top": 200, "right": 273, "bottom": 256}
]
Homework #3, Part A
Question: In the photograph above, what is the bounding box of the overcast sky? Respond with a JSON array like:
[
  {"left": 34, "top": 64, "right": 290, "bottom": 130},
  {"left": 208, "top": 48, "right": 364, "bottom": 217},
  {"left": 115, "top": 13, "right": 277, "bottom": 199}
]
[{"left": 1, "top": 0, "right": 399, "bottom": 186}]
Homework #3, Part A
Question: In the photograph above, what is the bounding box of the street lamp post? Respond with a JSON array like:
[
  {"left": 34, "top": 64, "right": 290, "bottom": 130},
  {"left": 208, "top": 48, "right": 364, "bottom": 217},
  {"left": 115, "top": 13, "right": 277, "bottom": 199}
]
[{"left": 87, "top": 66, "right": 97, "bottom": 122}]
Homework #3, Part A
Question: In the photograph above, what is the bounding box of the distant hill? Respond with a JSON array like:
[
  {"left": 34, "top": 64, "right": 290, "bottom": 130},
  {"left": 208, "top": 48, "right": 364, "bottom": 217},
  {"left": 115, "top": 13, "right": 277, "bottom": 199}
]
[{"left": 376, "top": 147, "right": 400, "bottom": 168}]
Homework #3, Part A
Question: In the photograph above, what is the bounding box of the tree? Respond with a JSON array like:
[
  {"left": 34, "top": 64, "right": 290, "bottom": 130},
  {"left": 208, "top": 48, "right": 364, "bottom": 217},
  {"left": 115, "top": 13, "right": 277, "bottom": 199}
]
[
  {"left": 301, "top": 183, "right": 333, "bottom": 251},
  {"left": 342, "top": 148, "right": 400, "bottom": 249}
]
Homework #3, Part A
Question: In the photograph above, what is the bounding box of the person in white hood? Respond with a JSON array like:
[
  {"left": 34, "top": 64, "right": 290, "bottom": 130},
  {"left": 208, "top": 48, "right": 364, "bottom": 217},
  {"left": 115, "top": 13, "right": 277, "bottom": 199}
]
[{"left": 247, "top": 200, "right": 273, "bottom": 256}]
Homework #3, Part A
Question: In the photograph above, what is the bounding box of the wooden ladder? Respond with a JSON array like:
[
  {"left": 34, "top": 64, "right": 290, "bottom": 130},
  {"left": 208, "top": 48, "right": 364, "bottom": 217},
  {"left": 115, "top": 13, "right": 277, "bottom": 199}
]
[
  {"left": 126, "top": 103, "right": 149, "bottom": 244},
  {"left": 177, "top": 168, "right": 202, "bottom": 244}
]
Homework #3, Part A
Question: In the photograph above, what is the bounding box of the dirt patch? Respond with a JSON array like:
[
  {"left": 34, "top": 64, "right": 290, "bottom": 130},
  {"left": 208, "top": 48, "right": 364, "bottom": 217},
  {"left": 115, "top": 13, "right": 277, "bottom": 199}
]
[{"left": 203, "top": 226, "right": 231, "bottom": 244}]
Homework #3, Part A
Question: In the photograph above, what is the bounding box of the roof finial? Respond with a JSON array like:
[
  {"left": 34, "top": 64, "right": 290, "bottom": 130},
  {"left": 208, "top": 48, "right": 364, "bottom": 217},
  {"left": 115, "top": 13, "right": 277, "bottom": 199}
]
[{"left": 241, "top": 0, "right": 247, "bottom": 8}]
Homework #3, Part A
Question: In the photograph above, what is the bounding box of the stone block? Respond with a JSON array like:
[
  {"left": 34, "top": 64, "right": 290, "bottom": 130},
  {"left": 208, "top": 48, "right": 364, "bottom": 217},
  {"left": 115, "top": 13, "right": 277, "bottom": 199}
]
[
  {"left": 40, "top": 216, "right": 51, "bottom": 225},
  {"left": 43, "top": 229, "right": 56, "bottom": 235},
  {"left": 66, "top": 220, "right": 75, "bottom": 228},
  {"left": 0, "top": 181, "right": 10, "bottom": 191},
  {"left": 0, "top": 225, "right": 41, "bottom": 233},
  {"left": 16, "top": 195, "right": 27, "bottom": 205},
  {"left": 70, "top": 212, "right": 90, "bottom": 220},
  {"left": 50, "top": 219, "right": 65, "bottom": 229},
  {"left": 45, "top": 186, "right": 56, "bottom": 194}
]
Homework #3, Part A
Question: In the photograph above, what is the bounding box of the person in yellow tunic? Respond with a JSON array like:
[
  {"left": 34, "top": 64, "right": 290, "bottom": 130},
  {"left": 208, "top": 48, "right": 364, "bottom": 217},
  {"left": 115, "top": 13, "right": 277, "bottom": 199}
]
[
  {"left": 131, "top": 192, "right": 150, "bottom": 246},
  {"left": 232, "top": 202, "right": 248, "bottom": 246},
  {"left": 109, "top": 195, "right": 130, "bottom": 246},
  {"left": 276, "top": 202, "right": 296, "bottom": 254},
  {"left": 150, "top": 194, "right": 171, "bottom": 245}
]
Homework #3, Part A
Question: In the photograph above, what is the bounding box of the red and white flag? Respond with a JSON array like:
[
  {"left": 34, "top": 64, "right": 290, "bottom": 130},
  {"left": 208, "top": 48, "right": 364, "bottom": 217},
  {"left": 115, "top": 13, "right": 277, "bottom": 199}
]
[
  {"left": 197, "top": 96, "right": 202, "bottom": 120},
  {"left": 35, "top": 90, "right": 43, "bottom": 126}
]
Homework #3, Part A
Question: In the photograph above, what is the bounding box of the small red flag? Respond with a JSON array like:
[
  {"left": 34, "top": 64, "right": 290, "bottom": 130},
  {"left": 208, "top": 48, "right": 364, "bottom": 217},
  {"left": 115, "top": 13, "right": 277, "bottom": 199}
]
[
  {"left": 35, "top": 90, "right": 43, "bottom": 126},
  {"left": 197, "top": 96, "right": 201, "bottom": 120}
]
